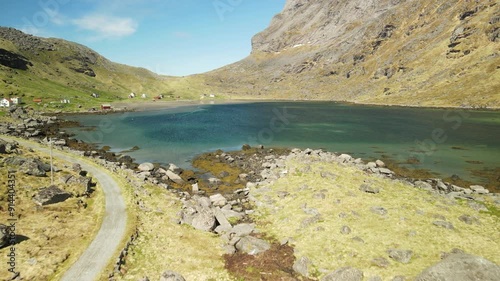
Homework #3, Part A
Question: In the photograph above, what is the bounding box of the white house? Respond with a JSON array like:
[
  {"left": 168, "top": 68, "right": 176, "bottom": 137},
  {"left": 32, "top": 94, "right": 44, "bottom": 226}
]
[
  {"left": 0, "top": 98, "right": 12, "bottom": 107},
  {"left": 129, "top": 92, "right": 136, "bottom": 98},
  {"left": 141, "top": 94, "right": 147, "bottom": 98},
  {"left": 11, "top": 97, "right": 21, "bottom": 105}
]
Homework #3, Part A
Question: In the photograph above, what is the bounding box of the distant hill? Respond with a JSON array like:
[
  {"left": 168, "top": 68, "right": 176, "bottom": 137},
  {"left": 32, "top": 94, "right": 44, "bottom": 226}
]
[
  {"left": 0, "top": 27, "right": 204, "bottom": 110},
  {"left": 204, "top": 0, "right": 500, "bottom": 108}
]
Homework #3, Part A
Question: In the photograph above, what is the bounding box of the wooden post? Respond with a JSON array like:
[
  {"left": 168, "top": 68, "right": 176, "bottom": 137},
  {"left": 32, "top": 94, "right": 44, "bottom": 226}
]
[{"left": 50, "top": 138, "right": 54, "bottom": 185}]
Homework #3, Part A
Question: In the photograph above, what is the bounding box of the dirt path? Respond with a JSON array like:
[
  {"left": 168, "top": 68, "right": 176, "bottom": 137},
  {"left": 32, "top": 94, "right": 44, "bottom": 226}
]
[{"left": 3, "top": 137, "right": 127, "bottom": 281}]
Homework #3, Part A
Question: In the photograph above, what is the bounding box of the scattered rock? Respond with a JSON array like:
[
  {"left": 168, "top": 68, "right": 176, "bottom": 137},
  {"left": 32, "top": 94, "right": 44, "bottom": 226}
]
[
  {"left": 209, "top": 194, "right": 227, "bottom": 207},
  {"left": 470, "top": 185, "right": 489, "bottom": 194},
  {"left": 458, "top": 214, "right": 480, "bottom": 225},
  {"left": 293, "top": 256, "right": 312, "bottom": 277},
  {"left": 0, "top": 139, "right": 18, "bottom": 154},
  {"left": 321, "top": 267, "right": 364, "bottom": 281},
  {"left": 191, "top": 183, "right": 199, "bottom": 194},
  {"left": 277, "top": 191, "right": 290, "bottom": 199},
  {"left": 415, "top": 253, "right": 500, "bottom": 281},
  {"left": 468, "top": 202, "right": 488, "bottom": 212},
  {"left": 370, "top": 206, "right": 388, "bottom": 216},
  {"left": 231, "top": 223, "right": 255, "bottom": 237},
  {"left": 33, "top": 185, "right": 71, "bottom": 206},
  {"left": 371, "top": 257, "right": 390, "bottom": 268},
  {"left": 20, "top": 158, "right": 50, "bottom": 176},
  {"left": 320, "top": 171, "right": 337, "bottom": 179},
  {"left": 375, "top": 160, "right": 385, "bottom": 167},
  {"left": 378, "top": 168, "right": 393, "bottom": 175},
  {"left": 301, "top": 214, "right": 322, "bottom": 228},
  {"left": 341, "top": 225, "right": 352, "bottom": 234},
  {"left": 433, "top": 220, "right": 454, "bottom": 230},
  {"left": 190, "top": 209, "right": 216, "bottom": 232},
  {"left": 414, "top": 181, "right": 433, "bottom": 190},
  {"left": 235, "top": 236, "right": 270, "bottom": 255},
  {"left": 166, "top": 170, "right": 184, "bottom": 184},
  {"left": 138, "top": 162, "right": 154, "bottom": 172},
  {"left": 178, "top": 199, "right": 216, "bottom": 232},
  {"left": 168, "top": 163, "right": 182, "bottom": 174},
  {"left": 159, "top": 271, "right": 186, "bottom": 281},
  {"left": 213, "top": 208, "right": 232, "bottom": 232},
  {"left": 72, "top": 163, "right": 82, "bottom": 172},
  {"left": 388, "top": 249, "right": 413, "bottom": 264},
  {"left": 359, "top": 184, "right": 380, "bottom": 194},
  {"left": 0, "top": 224, "right": 9, "bottom": 248}
]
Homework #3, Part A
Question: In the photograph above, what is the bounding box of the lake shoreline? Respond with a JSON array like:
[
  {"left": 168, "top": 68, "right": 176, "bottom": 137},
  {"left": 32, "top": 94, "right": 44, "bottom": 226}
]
[
  {"left": 112, "top": 98, "right": 500, "bottom": 113},
  {"left": 48, "top": 98, "right": 500, "bottom": 116}
]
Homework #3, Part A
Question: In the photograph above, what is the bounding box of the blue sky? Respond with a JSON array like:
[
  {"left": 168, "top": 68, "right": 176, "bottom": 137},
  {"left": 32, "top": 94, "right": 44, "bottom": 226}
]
[{"left": 0, "top": 0, "right": 286, "bottom": 76}]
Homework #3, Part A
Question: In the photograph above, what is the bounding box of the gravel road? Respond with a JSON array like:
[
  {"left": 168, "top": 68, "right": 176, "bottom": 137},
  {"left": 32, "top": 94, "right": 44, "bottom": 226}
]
[{"left": 3, "top": 137, "right": 127, "bottom": 281}]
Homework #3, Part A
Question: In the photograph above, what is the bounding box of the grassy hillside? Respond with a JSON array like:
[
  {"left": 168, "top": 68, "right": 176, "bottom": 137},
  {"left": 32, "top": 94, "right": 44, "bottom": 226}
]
[
  {"left": 249, "top": 156, "right": 500, "bottom": 280},
  {"left": 0, "top": 27, "right": 206, "bottom": 111}
]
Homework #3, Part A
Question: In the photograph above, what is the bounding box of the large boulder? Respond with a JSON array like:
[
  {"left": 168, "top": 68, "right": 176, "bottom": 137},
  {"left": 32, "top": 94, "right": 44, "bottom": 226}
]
[
  {"left": 415, "top": 253, "right": 500, "bottom": 281},
  {"left": 235, "top": 236, "right": 270, "bottom": 255},
  {"left": 20, "top": 158, "right": 50, "bottom": 177},
  {"left": 179, "top": 199, "right": 216, "bottom": 232},
  {"left": 3, "top": 156, "right": 27, "bottom": 166},
  {"left": 33, "top": 186, "right": 71, "bottom": 206},
  {"left": 138, "top": 162, "right": 155, "bottom": 172},
  {"left": 293, "top": 256, "right": 312, "bottom": 277},
  {"left": 166, "top": 170, "right": 184, "bottom": 185},
  {"left": 159, "top": 271, "right": 185, "bottom": 281},
  {"left": 209, "top": 193, "right": 227, "bottom": 207},
  {"left": 63, "top": 175, "right": 93, "bottom": 195},
  {"left": 0, "top": 139, "right": 18, "bottom": 154}
]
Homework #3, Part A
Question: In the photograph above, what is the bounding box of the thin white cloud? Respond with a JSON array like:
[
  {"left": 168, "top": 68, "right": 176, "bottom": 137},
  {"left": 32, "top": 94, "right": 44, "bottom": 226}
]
[
  {"left": 49, "top": 13, "right": 67, "bottom": 26},
  {"left": 72, "top": 14, "right": 138, "bottom": 39},
  {"left": 20, "top": 25, "right": 43, "bottom": 36}
]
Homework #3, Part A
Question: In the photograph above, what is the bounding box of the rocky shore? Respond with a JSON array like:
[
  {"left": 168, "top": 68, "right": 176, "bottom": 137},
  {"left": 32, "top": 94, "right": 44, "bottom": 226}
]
[{"left": 1, "top": 106, "right": 499, "bottom": 280}]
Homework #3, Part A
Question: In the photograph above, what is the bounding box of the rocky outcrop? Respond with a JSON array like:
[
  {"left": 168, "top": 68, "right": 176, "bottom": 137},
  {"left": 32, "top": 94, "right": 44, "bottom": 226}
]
[
  {"left": 0, "top": 138, "right": 18, "bottom": 154},
  {"left": 415, "top": 253, "right": 500, "bottom": 281},
  {"left": 19, "top": 158, "right": 52, "bottom": 177},
  {"left": 0, "top": 48, "right": 32, "bottom": 70}
]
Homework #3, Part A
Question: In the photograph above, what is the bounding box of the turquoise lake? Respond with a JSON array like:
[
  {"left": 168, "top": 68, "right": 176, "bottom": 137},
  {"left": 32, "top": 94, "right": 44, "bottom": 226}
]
[{"left": 65, "top": 102, "right": 500, "bottom": 186}]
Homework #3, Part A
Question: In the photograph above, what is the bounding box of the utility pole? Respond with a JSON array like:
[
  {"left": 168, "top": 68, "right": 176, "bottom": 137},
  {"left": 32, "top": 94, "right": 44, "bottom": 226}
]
[{"left": 50, "top": 138, "right": 54, "bottom": 185}]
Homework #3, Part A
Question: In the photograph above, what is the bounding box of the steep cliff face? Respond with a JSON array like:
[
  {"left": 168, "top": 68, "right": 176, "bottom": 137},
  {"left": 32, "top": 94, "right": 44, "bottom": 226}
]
[{"left": 206, "top": 0, "right": 500, "bottom": 108}]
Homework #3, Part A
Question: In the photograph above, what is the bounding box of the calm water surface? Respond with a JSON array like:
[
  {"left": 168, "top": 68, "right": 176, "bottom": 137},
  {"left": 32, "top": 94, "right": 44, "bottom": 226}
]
[{"left": 65, "top": 102, "right": 500, "bottom": 186}]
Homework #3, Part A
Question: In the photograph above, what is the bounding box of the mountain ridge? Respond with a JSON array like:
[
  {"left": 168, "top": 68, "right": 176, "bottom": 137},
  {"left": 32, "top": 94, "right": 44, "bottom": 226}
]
[
  {"left": 1, "top": 0, "right": 499, "bottom": 109},
  {"left": 204, "top": 0, "right": 500, "bottom": 108}
]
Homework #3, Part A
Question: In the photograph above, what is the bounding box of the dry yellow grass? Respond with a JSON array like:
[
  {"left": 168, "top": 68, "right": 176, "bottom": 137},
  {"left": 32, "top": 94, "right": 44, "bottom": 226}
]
[
  {"left": 112, "top": 181, "right": 234, "bottom": 281},
  {"left": 250, "top": 158, "right": 500, "bottom": 280},
  {"left": 0, "top": 146, "right": 105, "bottom": 281}
]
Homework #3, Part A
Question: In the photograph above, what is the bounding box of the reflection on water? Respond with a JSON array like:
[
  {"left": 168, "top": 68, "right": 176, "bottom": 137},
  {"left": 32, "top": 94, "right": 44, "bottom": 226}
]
[{"left": 65, "top": 102, "right": 500, "bottom": 186}]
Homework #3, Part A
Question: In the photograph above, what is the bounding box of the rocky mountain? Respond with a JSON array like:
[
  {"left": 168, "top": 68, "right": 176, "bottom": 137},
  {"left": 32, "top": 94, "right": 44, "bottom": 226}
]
[
  {"left": 205, "top": 0, "right": 500, "bottom": 108},
  {"left": 1, "top": 1, "right": 498, "bottom": 109},
  {"left": 0, "top": 27, "right": 199, "bottom": 110}
]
